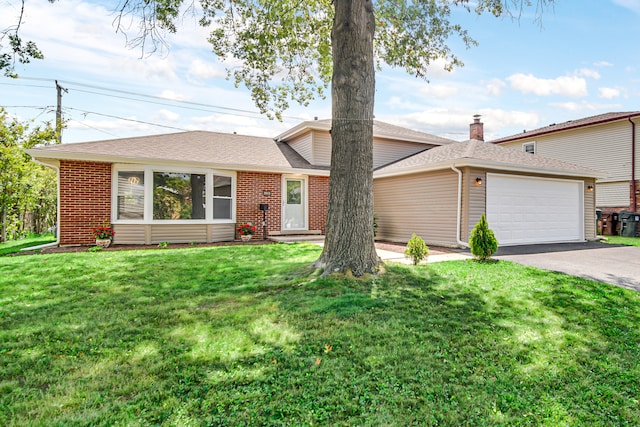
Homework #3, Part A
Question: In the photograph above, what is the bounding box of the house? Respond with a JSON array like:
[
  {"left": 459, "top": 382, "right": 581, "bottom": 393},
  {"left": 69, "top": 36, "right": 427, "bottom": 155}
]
[
  {"left": 28, "top": 117, "right": 603, "bottom": 248},
  {"left": 28, "top": 120, "right": 451, "bottom": 246},
  {"left": 491, "top": 112, "right": 640, "bottom": 213}
]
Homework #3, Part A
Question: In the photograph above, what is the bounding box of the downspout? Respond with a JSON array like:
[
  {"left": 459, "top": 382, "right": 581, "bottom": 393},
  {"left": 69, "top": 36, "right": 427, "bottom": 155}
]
[
  {"left": 451, "top": 165, "right": 469, "bottom": 248},
  {"left": 629, "top": 117, "right": 637, "bottom": 212}
]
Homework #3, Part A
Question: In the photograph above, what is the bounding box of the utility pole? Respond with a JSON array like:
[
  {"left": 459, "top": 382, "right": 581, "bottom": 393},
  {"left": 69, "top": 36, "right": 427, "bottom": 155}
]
[{"left": 55, "top": 80, "right": 68, "bottom": 144}]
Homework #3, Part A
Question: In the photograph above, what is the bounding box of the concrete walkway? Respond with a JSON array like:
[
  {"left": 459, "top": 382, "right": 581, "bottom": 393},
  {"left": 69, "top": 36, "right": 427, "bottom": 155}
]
[{"left": 269, "top": 235, "right": 471, "bottom": 264}]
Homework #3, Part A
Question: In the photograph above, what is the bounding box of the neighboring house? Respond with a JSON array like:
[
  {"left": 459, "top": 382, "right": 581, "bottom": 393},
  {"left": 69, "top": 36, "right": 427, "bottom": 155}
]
[
  {"left": 28, "top": 117, "right": 603, "bottom": 248},
  {"left": 491, "top": 112, "right": 640, "bottom": 213}
]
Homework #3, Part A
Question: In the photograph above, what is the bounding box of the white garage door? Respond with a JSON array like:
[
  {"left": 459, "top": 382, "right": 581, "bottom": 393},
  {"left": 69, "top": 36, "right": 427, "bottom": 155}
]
[{"left": 486, "top": 173, "right": 584, "bottom": 246}]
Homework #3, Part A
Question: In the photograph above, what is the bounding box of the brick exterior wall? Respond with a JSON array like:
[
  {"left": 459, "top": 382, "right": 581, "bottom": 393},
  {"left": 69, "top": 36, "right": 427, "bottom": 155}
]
[
  {"left": 309, "top": 175, "right": 329, "bottom": 232},
  {"left": 59, "top": 160, "right": 112, "bottom": 245},
  {"left": 236, "top": 171, "right": 328, "bottom": 238}
]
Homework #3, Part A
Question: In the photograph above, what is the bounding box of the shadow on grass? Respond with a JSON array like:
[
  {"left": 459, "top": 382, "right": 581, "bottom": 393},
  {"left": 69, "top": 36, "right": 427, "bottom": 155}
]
[{"left": 1, "top": 247, "right": 639, "bottom": 425}]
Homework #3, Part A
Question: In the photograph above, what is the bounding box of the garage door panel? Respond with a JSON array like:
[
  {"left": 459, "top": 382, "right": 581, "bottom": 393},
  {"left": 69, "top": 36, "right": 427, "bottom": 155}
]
[{"left": 486, "top": 174, "right": 583, "bottom": 245}]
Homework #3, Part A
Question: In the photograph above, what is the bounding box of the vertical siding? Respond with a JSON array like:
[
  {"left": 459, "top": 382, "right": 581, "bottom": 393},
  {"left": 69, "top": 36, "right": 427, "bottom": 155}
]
[
  {"left": 462, "top": 168, "right": 487, "bottom": 242},
  {"left": 312, "top": 131, "right": 332, "bottom": 166},
  {"left": 372, "top": 138, "right": 430, "bottom": 169},
  {"left": 287, "top": 133, "right": 314, "bottom": 164},
  {"left": 373, "top": 170, "right": 459, "bottom": 246}
]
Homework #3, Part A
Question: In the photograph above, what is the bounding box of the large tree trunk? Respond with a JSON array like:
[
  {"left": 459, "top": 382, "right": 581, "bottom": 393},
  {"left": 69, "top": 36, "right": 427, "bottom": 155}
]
[{"left": 314, "top": 0, "right": 380, "bottom": 276}]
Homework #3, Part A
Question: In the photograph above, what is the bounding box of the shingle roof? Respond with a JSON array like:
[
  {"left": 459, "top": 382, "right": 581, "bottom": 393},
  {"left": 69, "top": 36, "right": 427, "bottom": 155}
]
[
  {"left": 275, "top": 119, "right": 455, "bottom": 146},
  {"left": 375, "top": 139, "right": 604, "bottom": 178},
  {"left": 29, "top": 130, "right": 328, "bottom": 172},
  {"left": 491, "top": 111, "right": 640, "bottom": 144}
]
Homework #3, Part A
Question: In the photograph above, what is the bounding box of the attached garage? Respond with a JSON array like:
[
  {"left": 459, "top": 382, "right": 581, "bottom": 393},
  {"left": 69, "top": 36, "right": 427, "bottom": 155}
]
[
  {"left": 374, "top": 140, "right": 604, "bottom": 248},
  {"left": 486, "top": 173, "right": 584, "bottom": 245}
]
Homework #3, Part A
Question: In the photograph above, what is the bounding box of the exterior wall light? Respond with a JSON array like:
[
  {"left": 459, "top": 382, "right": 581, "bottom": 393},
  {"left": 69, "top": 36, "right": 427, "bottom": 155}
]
[
  {"left": 475, "top": 177, "right": 483, "bottom": 186},
  {"left": 587, "top": 185, "right": 594, "bottom": 192}
]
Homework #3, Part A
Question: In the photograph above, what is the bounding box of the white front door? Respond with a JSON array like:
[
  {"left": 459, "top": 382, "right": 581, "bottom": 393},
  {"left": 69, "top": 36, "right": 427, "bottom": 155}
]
[{"left": 282, "top": 176, "right": 307, "bottom": 230}]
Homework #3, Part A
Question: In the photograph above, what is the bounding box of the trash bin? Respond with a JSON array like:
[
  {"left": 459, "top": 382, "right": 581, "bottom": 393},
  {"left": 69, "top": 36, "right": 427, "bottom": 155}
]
[
  {"left": 601, "top": 211, "right": 620, "bottom": 236},
  {"left": 619, "top": 211, "right": 640, "bottom": 237}
]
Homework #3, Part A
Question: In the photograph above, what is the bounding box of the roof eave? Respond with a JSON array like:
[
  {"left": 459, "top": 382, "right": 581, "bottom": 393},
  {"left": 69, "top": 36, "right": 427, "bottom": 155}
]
[
  {"left": 27, "top": 150, "right": 331, "bottom": 176},
  {"left": 373, "top": 158, "right": 605, "bottom": 179},
  {"left": 492, "top": 113, "right": 640, "bottom": 144}
]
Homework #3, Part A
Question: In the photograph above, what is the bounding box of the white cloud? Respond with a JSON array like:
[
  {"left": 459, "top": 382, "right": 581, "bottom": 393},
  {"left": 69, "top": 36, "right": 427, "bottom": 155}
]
[
  {"left": 594, "top": 61, "right": 614, "bottom": 67},
  {"left": 380, "top": 108, "right": 539, "bottom": 142},
  {"left": 612, "top": 0, "right": 640, "bottom": 15},
  {"left": 158, "top": 90, "right": 189, "bottom": 101},
  {"left": 506, "top": 73, "right": 588, "bottom": 97},
  {"left": 485, "top": 78, "right": 506, "bottom": 96},
  {"left": 598, "top": 87, "right": 621, "bottom": 99},
  {"left": 549, "top": 101, "right": 621, "bottom": 111},
  {"left": 577, "top": 68, "right": 601, "bottom": 79},
  {"left": 420, "top": 84, "right": 459, "bottom": 99},
  {"left": 187, "top": 59, "right": 226, "bottom": 81},
  {"left": 155, "top": 109, "right": 180, "bottom": 122}
]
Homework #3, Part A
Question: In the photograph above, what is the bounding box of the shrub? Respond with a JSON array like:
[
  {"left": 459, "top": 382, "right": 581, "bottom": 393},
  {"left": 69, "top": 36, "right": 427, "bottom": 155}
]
[
  {"left": 404, "top": 233, "right": 429, "bottom": 265},
  {"left": 469, "top": 214, "right": 499, "bottom": 261}
]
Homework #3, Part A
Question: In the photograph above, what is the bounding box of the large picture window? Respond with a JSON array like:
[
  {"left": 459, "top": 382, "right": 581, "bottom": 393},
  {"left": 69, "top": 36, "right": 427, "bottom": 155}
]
[
  {"left": 153, "top": 172, "right": 206, "bottom": 220},
  {"left": 117, "top": 171, "right": 144, "bottom": 220},
  {"left": 114, "top": 167, "right": 234, "bottom": 223}
]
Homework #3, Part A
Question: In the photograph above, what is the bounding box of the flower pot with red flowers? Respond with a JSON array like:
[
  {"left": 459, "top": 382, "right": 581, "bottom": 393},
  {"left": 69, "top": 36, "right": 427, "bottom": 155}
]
[
  {"left": 236, "top": 222, "right": 257, "bottom": 242},
  {"left": 92, "top": 225, "right": 115, "bottom": 248}
]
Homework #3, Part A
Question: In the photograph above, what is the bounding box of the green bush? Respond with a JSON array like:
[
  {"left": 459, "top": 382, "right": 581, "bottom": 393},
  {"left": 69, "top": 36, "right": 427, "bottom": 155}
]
[
  {"left": 404, "top": 233, "right": 429, "bottom": 265},
  {"left": 469, "top": 214, "right": 498, "bottom": 261}
]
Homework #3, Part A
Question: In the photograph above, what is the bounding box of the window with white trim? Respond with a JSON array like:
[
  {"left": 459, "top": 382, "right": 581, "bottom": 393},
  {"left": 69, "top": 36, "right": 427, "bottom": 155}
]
[
  {"left": 523, "top": 142, "right": 536, "bottom": 154},
  {"left": 116, "top": 171, "right": 145, "bottom": 220},
  {"left": 113, "top": 166, "right": 235, "bottom": 223}
]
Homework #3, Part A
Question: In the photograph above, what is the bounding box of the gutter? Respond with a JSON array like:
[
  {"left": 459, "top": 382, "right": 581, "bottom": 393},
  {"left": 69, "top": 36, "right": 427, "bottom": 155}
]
[
  {"left": 451, "top": 165, "right": 469, "bottom": 248},
  {"left": 630, "top": 117, "right": 637, "bottom": 211}
]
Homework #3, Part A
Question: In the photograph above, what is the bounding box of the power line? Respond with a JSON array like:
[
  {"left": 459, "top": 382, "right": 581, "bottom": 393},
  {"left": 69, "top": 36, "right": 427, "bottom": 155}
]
[{"left": 65, "top": 107, "right": 191, "bottom": 132}]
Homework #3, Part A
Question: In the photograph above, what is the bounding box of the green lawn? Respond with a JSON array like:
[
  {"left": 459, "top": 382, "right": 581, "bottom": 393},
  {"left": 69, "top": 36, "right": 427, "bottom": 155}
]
[
  {"left": 1, "top": 243, "right": 639, "bottom": 426},
  {"left": 0, "top": 233, "right": 56, "bottom": 255},
  {"left": 604, "top": 235, "right": 640, "bottom": 247}
]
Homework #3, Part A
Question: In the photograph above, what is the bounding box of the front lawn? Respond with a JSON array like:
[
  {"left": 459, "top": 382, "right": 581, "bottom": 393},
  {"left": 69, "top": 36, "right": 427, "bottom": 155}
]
[
  {"left": 1, "top": 244, "right": 639, "bottom": 425},
  {"left": 0, "top": 233, "right": 56, "bottom": 255}
]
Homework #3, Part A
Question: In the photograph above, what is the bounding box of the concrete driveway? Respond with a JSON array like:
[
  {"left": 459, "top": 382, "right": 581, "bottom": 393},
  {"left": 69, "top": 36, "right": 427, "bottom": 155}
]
[{"left": 494, "top": 242, "right": 640, "bottom": 292}]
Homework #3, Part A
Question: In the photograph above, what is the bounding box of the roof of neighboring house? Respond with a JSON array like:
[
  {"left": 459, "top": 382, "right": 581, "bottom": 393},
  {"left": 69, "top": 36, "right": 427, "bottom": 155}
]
[
  {"left": 491, "top": 111, "right": 640, "bottom": 144},
  {"left": 275, "top": 119, "right": 456, "bottom": 146},
  {"left": 374, "top": 139, "right": 605, "bottom": 178},
  {"left": 28, "top": 131, "right": 329, "bottom": 174}
]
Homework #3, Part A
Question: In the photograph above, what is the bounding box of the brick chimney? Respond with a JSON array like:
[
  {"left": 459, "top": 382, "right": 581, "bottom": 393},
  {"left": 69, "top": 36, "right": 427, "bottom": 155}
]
[{"left": 470, "top": 114, "right": 484, "bottom": 141}]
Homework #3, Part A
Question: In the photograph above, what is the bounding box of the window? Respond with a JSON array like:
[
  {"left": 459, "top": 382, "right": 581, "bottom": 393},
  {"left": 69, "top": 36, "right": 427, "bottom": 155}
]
[
  {"left": 213, "top": 175, "right": 232, "bottom": 219},
  {"left": 114, "top": 167, "right": 235, "bottom": 223},
  {"left": 153, "top": 172, "right": 206, "bottom": 220},
  {"left": 117, "top": 171, "right": 144, "bottom": 220},
  {"left": 523, "top": 142, "right": 536, "bottom": 154}
]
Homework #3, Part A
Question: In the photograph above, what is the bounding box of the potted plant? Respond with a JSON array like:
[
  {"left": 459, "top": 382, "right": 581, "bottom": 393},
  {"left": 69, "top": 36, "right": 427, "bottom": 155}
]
[
  {"left": 236, "top": 222, "right": 257, "bottom": 242},
  {"left": 92, "top": 225, "right": 115, "bottom": 248}
]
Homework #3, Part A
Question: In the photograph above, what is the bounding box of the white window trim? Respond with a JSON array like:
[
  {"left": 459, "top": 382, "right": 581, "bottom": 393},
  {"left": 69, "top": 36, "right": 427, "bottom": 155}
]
[
  {"left": 112, "top": 164, "right": 236, "bottom": 225},
  {"left": 522, "top": 141, "right": 536, "bottom": 154}
]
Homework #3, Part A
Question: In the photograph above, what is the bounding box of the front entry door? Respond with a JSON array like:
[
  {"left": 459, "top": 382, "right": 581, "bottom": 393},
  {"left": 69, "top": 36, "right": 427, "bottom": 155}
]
[{"left": 283, "top": 177, "right": 307, "bottom": 230}]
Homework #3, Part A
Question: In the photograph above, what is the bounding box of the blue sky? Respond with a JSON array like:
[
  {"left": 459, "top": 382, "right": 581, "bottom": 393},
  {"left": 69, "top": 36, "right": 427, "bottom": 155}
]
[{"left": 1, "top": 0, "right": 639, "bottom": 143}]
